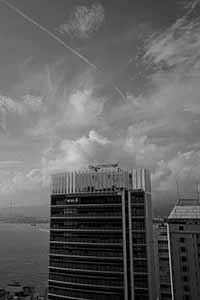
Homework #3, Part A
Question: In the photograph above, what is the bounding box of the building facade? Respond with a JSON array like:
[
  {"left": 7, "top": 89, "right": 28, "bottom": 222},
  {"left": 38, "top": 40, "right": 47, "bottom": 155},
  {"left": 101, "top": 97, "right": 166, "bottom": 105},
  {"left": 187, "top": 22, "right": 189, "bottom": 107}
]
[
  {"left": 48, "top": 167, "right": 156, "bottom": 300},
  {"left": 153, "top": 218, "right": 172, "bottom": 300},
  {"left": 168, "top": 199, "right": 200, "bottom": 300}
]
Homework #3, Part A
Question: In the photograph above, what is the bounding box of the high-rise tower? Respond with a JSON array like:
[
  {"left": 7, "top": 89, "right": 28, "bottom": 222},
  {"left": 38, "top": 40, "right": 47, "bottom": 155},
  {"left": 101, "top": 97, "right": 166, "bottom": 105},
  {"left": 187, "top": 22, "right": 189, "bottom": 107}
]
[{"left": 48, "top": 165, "right": 156, "bottom": 300}]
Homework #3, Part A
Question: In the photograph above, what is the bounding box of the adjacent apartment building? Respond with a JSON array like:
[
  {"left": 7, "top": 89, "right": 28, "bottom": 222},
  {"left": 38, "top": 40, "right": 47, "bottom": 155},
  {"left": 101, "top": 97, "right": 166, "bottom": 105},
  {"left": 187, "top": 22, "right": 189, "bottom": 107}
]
[
  {"left": 48, "top": 165, "right": 156, "bottom": 300},
  {"left": 168, "top": 198, "right": 200, "bottom": 300},
  {"left": 153, "top": 218, "right": 172, "bottom": 300}
]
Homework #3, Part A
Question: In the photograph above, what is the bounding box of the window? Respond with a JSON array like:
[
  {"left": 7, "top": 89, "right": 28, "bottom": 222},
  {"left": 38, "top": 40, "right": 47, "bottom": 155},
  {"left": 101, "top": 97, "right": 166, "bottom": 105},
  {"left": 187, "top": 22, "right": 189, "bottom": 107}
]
[
  {"left": 180, "top": 237, "right": 185, "bottom": 243},
  {"left": 181, "top": 256, "right": 187, "bottom": 262},
  {"left": 182, "top": 266, "right": 188, "bottom": 272},
  {"left": 182, "top": 275, "right": 189, "bottom": 282},
  {"left": 184, "top": 285, "right": 190, "bottom": 292},
  {"left": 180, "top": 247, "right": 186, "bottom": 253},
  {"left": 179, "top": 225, "right": 184, "bottom": 231}
]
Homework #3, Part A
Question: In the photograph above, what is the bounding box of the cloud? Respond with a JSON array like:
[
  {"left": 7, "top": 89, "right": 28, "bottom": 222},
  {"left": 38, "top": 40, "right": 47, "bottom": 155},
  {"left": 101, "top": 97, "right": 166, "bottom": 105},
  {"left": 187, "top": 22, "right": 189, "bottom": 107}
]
[
  {"left": 1, "top": 3, "right": 200, "bottom": 205},
  {"left": 0, "top": 94, "right": 25, "bottom": 115},
  {"left": 0, "top": 94, "right": 25, "bottom": 132},
  {"left": 22, "top": 94, "right": 44, "bottom": 112},
  {"left": 28, "top": 69, "right": 106, "bottom": 138},
  {"left": 0, "top": 160, "right": 22, "bottom": 166},
  {"left": 144, "top": 12, "right": 200, "bottom": 73},
  {"left": 57, "top": 3, "right": 105, "bottom": 39},
  {"left": 57, "top": 88, "right": 105, "bottom": 129},
  {"left": 0, "top": 168, "right": 45, "bottom": 196},
  {"left": 40, "top": 128, "right": 167, "bottom": 177},
  {"left": 141, "top": 4, "right": 200, "bottom": 198},
  {"left": 0, "top": 92, "right": 45, "bottom": 132},
  {"left": 152, "top": 151, "right": 200, "bottom": 198}
]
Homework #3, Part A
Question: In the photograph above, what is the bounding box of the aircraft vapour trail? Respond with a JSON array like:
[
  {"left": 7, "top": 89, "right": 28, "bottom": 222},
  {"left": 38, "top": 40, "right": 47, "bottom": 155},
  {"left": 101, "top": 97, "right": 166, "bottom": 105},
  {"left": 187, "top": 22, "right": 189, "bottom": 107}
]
[{"left": 0, "top": 0, "right": 128, "bottom": 104}]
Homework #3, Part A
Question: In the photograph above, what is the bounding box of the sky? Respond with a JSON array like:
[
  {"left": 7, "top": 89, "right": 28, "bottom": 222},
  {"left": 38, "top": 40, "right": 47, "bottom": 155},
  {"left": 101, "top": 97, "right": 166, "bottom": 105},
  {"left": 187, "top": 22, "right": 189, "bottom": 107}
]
[{"left": 0, "top": 0, "right": 200, "bottom": 210}]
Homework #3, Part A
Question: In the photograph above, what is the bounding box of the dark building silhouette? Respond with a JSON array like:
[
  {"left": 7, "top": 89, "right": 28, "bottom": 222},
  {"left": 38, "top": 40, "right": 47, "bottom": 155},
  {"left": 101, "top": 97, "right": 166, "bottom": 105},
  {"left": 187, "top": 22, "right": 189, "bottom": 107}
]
[{"left": 48, "top": 166, "right": 156, "bottom": 300}]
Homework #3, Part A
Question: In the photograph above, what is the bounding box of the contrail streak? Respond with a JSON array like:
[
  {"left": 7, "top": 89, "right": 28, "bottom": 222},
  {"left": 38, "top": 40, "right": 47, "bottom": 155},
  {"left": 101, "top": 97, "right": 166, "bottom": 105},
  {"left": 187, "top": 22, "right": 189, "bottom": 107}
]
[{"left": 0, "top": 0, "right": 128, "bottom": 104}]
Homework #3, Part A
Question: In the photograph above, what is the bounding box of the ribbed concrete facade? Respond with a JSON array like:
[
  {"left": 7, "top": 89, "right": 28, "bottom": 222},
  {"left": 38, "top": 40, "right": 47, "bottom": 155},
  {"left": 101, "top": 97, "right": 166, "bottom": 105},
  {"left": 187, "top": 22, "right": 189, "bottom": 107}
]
[
  {"left": 51, "top": 168, "right": 151, "bottom": 195},
  {"left": 48, "top": 167, "right": 156, "bottom": 300}
]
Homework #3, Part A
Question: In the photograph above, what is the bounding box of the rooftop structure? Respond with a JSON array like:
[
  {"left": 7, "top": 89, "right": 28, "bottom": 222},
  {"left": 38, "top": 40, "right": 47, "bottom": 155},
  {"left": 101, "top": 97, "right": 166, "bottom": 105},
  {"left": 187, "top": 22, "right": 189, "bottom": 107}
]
[
  {"left": 168, "top": 198, "right": 200, "bottom": 220},
  {"left": 51, "top": 167, "right": 151, "bottom": 195}
]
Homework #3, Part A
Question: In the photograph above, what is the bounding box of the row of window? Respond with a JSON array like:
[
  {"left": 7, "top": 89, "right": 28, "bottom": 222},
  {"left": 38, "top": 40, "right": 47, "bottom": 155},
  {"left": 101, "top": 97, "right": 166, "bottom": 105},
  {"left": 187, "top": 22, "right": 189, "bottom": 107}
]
[
  {"left": 131, "top": 194, "right": 145, "bottom": 203},
  {"left": 51, "top": 207, "right": 145, "bottom": 217},
  {"left": 132, "top": 232, "right": 146, "bottom": 244},
  {"left": 133, "top": 260, "right": 148, "bottom": 273},
  {"left": 48, "top": 287, "right": 123, "bottom": 300},
  {"left": 50, "top": 219, "right": 122, "bottom": 230},
  {"left": 50, "top": 257, "right": 148, "bottom": 274},
  {"left": 49, "top": 273, "right": 123, "bottom": 287},
  {"left": 50, "top": 237, "right": 123, "bottom": 244},
  {"left": 50, "top": 260, "right": 123, "bottom": 272},
  {"left": 52, "top": 211, "right": 122, "bottom": 218},
  {"left": 50, "top": 248, "right": 123, "bottom": 258},
  {"left": 50, "top": 222, "right": 145, "bottom": 231},
  {"left": 132, "top": 207, "right": 145, "bottom": 217},
  {"left": 52, "top": 203, "right": 121, "bottom": 210},
  {"left": 133, "top": 273, "right": 149, "bottom": 288},
  {"left": 51, "top": 195, "right": 122, "bottom": 206},
  {"left": 51, "top": 224, "right": 122, "bottom": 231},
  {"left": 50, "top": 231, "right": 122, "bottom": 239},
  {"left": 132, "top": 219, "right": 145, "bottom": 229},
  {"left": 133, "top": 246, "right": 147, "bottom": 259}
]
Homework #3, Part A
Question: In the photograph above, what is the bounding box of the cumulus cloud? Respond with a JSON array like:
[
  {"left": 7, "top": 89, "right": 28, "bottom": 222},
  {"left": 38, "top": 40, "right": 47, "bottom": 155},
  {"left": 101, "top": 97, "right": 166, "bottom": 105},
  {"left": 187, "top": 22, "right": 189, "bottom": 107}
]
[
  {"left": 40, "top": 128, "right": 167, "bottom": 178},
  {"left": 57, "top": 3, "right": 105, "bottom": 39}
]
